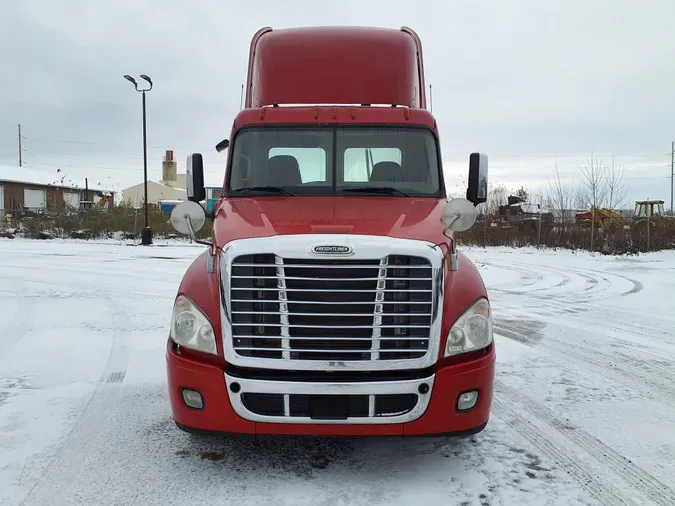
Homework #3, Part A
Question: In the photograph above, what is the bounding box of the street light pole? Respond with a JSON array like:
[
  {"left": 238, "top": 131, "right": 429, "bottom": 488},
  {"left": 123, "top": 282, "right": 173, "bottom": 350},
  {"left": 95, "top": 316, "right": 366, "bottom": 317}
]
[
  {"left": 124, "top": 74, "right": 154, "bottom": 245},
  {"left": 142, "top": 88, "right": 149, "bottom": 239}
]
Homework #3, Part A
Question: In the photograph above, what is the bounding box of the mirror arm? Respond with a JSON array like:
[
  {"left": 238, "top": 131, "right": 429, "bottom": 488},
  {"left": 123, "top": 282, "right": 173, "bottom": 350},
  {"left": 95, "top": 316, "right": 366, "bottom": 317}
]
[
  {"left": 442, "top": 223, "right": 459, "bottom": 272},
  {"left": 184, "top": 214, "right": 212, "bottom": 248},
  {"left": 449, "top": 238, "right": 458, "bottom": 272},
  {"left": 184, "top": 214, "right": 216, "bottom": 273},
  {"left": 444, "top": 213, "right": 461, "bottom": 230}
]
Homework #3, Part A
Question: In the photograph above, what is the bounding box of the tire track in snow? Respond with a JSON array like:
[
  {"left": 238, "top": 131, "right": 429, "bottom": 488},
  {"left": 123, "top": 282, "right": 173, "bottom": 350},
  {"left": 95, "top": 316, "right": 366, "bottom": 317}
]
[
  {"left": 494, "top": 323, "right": 675, "bottom": 408},
  {"left": 0, "top": 278, "right": 36, "bottom": 357},
  {"left": 495, "top": 299, "right": 675, "bottom": 346},
  {"left": 496, "top": 381, "right": 675, "bottom": 506},
  {"left": 476, "top": 262, "right": 545, "bottom": 291},
  {"left": 482, "top": 259, "right": 642, "bottom": 301},
  {"left": 491, "top": 397, "right": 634, "bottom": 506},
  {"left": 0, "top": 271, "right": 178, "bottom": 302},
  {"left": 19, "top": 295, "right": 131, "bottom": 506}
]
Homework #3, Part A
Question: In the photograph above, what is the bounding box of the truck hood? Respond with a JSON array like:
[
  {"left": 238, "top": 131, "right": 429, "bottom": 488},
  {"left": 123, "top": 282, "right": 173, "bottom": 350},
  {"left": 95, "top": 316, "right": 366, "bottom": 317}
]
[{"left": 213, "top": 196, "right": 451, "bottom": 246}]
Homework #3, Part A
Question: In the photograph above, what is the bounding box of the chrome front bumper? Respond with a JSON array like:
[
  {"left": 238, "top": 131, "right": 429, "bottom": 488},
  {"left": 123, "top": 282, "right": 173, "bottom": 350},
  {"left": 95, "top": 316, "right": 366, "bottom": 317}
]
[{"left": 225, "top": 373, "right": 435, "bottom": 424}]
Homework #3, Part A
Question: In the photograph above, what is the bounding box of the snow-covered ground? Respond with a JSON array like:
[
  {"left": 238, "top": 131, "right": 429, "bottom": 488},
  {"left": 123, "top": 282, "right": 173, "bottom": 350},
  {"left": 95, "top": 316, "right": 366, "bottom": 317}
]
[{"left": 1, "top": 238, "right": 674, "bottom": 506}]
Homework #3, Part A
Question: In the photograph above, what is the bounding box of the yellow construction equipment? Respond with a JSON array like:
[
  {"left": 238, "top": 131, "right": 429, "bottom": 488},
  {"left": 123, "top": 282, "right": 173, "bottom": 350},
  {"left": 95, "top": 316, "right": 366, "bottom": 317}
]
[
  {"left": 574, "top": 205, "right": 622, "bottom": 229},
  {"left": 634, "top": 200, "right": 665, "bottom": 218}
]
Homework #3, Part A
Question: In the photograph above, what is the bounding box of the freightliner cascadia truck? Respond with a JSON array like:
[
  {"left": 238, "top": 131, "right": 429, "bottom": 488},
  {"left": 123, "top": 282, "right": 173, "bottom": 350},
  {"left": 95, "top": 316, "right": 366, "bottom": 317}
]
[{"left": 167, "top": 25, "right": 494, "bottom": 437}]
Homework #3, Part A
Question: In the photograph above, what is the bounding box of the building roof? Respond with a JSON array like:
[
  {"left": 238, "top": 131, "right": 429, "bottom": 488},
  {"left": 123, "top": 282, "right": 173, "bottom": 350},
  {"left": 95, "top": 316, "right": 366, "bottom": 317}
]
[
  {"left": 0, "top": 165, "right": 113, "bottom": 193},
  {"left": 122, "top": 176, "right": 222, "bottom": 193},
  {"left": 121, "top": 180, "right": 188, "bottom": 193}
]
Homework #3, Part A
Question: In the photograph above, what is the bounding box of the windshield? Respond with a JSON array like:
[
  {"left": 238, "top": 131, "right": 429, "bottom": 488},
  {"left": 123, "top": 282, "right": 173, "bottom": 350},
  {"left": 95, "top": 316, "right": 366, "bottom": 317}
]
[{"left": 227, "top": 126, "right": 442, "bottom": 197}]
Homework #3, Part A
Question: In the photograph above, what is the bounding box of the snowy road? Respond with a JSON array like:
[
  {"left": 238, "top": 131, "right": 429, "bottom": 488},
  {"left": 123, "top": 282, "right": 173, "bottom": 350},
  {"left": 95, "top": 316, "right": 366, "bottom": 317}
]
[{"left": 1, "top": 239, "right": 674, "bottom": 506}]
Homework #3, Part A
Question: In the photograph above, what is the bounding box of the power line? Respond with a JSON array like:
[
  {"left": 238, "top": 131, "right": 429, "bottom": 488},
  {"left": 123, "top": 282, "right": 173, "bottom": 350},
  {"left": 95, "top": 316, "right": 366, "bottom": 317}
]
[
  {"left": 7, "top": 160, "right": 670, "bottom": 182},
  {"left": 1, "top": 135, "right": 672, "bottom": 159},
  {"left": 0, "top": 149, "right": 222, "bottom": 163},
  {"left": 14, "top": 136, "right": 216, "bottom": 152},
  {"left": 7, "top": 161, "right": 226, "bottom": 175}
]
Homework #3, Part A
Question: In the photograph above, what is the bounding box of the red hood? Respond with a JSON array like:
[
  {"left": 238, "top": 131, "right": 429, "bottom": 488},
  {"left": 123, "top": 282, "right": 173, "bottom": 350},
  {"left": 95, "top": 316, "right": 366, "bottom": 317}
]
[{"left": 213, "top": 196, "right": 451, "bottom": 246}]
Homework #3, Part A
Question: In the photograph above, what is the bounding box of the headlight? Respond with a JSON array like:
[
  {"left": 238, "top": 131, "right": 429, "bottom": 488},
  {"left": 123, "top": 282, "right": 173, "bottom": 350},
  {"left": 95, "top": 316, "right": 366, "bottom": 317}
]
[
  {"left": 444, "top": 298, "right": 492, "bottom": 357},
  {"left": 170, "top": 294, "right": 218, "bottom": 355}
]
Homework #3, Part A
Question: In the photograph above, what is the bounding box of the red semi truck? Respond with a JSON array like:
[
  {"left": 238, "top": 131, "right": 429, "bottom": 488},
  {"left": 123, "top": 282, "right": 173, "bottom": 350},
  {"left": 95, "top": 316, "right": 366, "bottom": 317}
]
[{"left": 167, "top": 26, "right": 494, "bottom": 437}]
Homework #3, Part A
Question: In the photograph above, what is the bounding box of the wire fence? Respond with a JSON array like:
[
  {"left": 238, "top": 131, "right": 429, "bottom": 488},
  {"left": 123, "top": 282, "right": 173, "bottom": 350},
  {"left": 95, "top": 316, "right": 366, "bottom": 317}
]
[
  {"left": 0, "top": 203, "right": 212, "bottom": 240},
  {"left": 457, "top": 215, "right": 675, "bottom": 254},
  {"left": 2, "top": 204, "right": 673, "bottom": 253}
]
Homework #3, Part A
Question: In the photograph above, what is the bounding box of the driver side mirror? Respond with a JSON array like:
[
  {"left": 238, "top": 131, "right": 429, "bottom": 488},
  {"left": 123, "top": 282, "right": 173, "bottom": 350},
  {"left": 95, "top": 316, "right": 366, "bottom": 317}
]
[
  {"left": 186, "top": 153, "right": 206, "bottom": 203},
  {"left": 466, "top": 153, "right": 488, "bottom": 206}
]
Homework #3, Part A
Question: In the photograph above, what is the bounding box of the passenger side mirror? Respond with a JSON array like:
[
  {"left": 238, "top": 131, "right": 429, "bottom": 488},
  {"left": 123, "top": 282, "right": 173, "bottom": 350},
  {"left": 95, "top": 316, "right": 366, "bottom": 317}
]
[
  {"left": 186, "top": 153, "right": 206, "bottom": 203},
  {"left": 442, "top": 198, "right": 477, "bottom": 232},
  {"left": 466, "top": 153, "right": 488, "bottom": 206},
  {"left": 170, "top": 200, "right": 206, "bottom": 237},
  {"left": 215, "top": 139, "right": 229, "bottom": 153}
]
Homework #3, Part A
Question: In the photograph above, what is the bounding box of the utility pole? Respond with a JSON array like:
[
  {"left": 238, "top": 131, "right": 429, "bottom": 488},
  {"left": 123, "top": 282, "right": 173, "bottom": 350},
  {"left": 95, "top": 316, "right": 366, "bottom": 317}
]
[
  {"left": 18, "top": 124, "right": 26, "bottom": 167},
  {"left": 671, "top": 141, "right": 673, "bottom": 216}
]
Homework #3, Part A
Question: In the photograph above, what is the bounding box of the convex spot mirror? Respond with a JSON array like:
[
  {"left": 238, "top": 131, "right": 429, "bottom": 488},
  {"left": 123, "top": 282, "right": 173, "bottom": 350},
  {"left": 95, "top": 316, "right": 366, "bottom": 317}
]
[
  {"left": 467, "top": 153, "right": 488, "bottom": 206},
  {"left": 171, "top": 201, "right": 206, "bottom": 237},
  {"left": 442, "top": 198, "right": 477, "bottom": 232}
]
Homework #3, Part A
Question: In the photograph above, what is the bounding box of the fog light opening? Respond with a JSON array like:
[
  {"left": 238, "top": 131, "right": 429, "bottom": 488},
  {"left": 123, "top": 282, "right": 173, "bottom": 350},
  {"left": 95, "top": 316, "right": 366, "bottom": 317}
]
[
  {"left": 457, "top": 390, "right": 479, "bottom": 412},
  {"left": 182, "top": 388, "right": 204, "bottom": 410}
]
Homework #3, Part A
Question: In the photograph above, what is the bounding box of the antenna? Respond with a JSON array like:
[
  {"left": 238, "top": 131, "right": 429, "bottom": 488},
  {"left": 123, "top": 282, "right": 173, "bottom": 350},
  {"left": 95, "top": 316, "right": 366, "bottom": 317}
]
[
  {"left": 429, "top": 84, "right": 433, "bottom": 113},
  {"left": 240, "top": 84, "right": 244, "bottom": 110}
]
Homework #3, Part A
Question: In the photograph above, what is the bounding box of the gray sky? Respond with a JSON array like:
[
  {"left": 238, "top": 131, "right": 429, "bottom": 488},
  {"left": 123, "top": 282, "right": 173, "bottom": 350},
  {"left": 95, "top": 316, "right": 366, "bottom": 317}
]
[{"left": 1, "top": 0, "right": 674, "bottom": 207}]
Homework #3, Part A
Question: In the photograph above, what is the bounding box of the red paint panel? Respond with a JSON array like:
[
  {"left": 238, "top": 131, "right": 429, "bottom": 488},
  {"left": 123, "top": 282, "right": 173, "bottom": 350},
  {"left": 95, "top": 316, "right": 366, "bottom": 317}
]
[
  {"left": 249, "top": 27, "right": 422, "bottom": 108},
  {"left": 213, "top": 196, "right": 451, "bottom": 247},
  {"left": 166, "top": 340, "right": 255, "bottom": 434},
  {"left": 166, "top": 342, "right": 494, "bottom": 436}
]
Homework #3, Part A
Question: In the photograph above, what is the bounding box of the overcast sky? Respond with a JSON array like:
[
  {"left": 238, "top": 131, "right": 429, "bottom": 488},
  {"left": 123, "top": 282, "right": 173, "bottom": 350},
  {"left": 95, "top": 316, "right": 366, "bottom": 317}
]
[{"left": 1, "top": 0, "right": 674, "bottom": 207}]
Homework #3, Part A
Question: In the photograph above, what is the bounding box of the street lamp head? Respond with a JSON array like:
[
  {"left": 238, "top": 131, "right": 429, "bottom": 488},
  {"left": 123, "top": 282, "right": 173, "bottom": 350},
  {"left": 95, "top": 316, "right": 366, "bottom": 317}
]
[
  {"left": 123, "top": 74, "right": 138, "bottom": 86},
  {"left": 140, "top": 74, "right": 153, "bottom": 89}
]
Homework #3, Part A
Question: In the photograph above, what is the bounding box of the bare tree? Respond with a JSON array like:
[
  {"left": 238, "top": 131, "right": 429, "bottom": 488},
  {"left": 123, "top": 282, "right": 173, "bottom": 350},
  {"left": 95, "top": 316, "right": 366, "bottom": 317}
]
[
  {"left": 577, "top": 151, "right": 609, "bottom": 250},
  {"left": 548, "top": 160, "right": 574, "bottom": 225},
  {"left": 605, "top": 154, "right": 628, "bottom": 211},
  {"left": 577, "top": 151, "right": 608, "bottom": 210},
  {"left": 484, "top": 183, "right": 509, "bottom": 217}
]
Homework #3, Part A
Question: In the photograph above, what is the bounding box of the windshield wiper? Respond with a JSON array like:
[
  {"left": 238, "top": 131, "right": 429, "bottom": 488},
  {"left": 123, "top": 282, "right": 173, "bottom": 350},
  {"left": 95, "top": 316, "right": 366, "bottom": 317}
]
[
  {"left": 231, "top": 186, "right": 294, "bottom": 196},
  {"left": 342, "top": 187, "right": 411, "bottom": 197}
]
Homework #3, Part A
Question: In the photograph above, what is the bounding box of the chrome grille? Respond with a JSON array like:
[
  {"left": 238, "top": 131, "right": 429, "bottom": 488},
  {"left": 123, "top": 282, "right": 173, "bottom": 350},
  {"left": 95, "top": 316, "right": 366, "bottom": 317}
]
[{"left": 229, "top": 254, "right": 433, "bottom": 361}]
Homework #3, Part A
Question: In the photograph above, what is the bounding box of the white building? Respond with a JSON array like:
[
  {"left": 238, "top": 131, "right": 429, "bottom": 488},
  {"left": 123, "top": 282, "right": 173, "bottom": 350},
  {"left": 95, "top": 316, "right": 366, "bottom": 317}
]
[{"left": 122, "top": 150, "right": 187, "bottom": 206}]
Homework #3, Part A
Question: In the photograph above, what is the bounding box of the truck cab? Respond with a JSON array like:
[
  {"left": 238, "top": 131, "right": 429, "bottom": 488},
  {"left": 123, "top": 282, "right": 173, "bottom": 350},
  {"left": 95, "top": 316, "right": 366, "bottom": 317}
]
[{"left": 167, "top": 26, "right": 494, "bottom": 437}]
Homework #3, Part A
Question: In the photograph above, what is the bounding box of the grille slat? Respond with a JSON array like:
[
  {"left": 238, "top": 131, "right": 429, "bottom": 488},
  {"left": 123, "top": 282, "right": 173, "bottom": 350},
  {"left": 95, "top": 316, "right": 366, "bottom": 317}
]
[
  {"left": 232, "top": 312, "right": 431, "bottom": 317},
  {"left": 232, "top": 335, "right": 430, "bottom": 341},
  {"left": 230, "top": 253, "right": 434, "bottom": 362},
  {"left": 232, "top": 276, "right": 431, "bottom": 281},
  {"left": 231, "top": 287, "right": 431, "bottom": 292},
  {"left": 232, "top": 323, "right": 430, "bottom": 328},
  {"left": 235, "top": 347, "right": 428, "bottom": 353},
  {"left": 231, "top": 299, "right": 432, "bottom": 305},
  {"left": 233, "top": 263, "right": 429, "bottom": 269}
]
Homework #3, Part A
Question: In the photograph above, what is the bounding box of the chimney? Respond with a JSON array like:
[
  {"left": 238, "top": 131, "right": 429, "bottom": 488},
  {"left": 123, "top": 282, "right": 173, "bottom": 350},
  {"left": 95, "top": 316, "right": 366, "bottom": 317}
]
[{"left": 161, "top": 149, "right": 177, "bottom": 183}]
